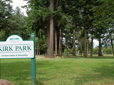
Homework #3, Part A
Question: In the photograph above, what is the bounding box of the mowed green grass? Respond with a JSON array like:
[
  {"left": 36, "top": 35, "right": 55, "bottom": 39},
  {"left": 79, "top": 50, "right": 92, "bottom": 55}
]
[{"left": 0, "top": 55, "right": 114, "bottom": 85}]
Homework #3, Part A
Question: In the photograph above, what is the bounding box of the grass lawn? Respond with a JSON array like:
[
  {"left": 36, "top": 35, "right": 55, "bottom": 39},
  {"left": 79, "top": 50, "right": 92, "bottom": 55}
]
[{"left": 0, "top": 55, "right": 114, "bottom": 85}]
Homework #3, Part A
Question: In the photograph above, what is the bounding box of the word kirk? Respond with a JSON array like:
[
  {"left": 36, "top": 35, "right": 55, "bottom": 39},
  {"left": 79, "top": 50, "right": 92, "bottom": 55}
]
[{"left": 0, "top": 45, "right": 32, "bottom": 52}]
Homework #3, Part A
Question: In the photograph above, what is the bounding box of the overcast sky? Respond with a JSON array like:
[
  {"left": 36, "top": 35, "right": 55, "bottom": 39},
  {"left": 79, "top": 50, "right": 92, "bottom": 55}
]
[
  {"left": 93, "top": 39, "right": 98, "bottom": 48},
  {"left": 11, "top": 0, "right": 99, "bottom": 47},
  {"left": 11, "top": 0, "right": 27, "bottom": 16}
]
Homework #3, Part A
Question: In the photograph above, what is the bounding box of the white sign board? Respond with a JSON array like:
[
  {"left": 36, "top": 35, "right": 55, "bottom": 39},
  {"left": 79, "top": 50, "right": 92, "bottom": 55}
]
[{"left": 0, "top": 35, "right": 34, "bottom": 58}]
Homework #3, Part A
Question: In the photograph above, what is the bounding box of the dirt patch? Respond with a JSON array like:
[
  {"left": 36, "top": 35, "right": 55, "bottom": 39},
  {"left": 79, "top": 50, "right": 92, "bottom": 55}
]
[{"left": 0, "top": 79, "right": 14, "bottom": 85}]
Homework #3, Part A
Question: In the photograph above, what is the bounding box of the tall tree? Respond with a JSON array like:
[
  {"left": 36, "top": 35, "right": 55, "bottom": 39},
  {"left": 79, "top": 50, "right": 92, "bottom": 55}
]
[
  {"left": 93, "top": 0, "right": 114, "bottom": 57},
  {"left": 24, "top": 0, "right": 50, "bottom": 56},
  {"left": 93, "top": 19, "right": 109, "bottom": 57},
  {"left": 10, "top": 7, "right": 28, "bottom": 39},
  {"left": 55, "top": 24, "right": 57, "bottom": 56},
  {"left": 90, "top": 34, "right": 93, "bottom": 57},
  {"left": 47, "top": 0, "right": 54, "bottom": 58},
  {"left": 72, "top": 26, "right": 76, "bottom": 57},
  {"left": 58, "top": 28, "right": 62, "bottom": 57},
  {"left": 0, "top": 0, "right": 13, "bottom": 40},
  {"left": 64, "top": 0, "right": 82, "bottom": 57},
  {"left": 80, "top": 0, "right": 102, "bottom": 57}
]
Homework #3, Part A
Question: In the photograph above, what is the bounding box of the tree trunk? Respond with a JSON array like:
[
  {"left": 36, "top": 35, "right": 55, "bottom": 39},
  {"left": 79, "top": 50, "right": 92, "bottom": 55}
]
[
  {"left": 90, "top": 36, "right": 93, "bottom": 57},
  {"left": 98, "top": 38, "right": 103, "bottom": 57},
  {"left": 37, "top": 43, "right": 39, "bottom": 55},
  {"left": 55, "top": 26, "right": 57, "bottom": 56},
  {"left": 38, "top": 49, "right": 40, "bottom": 55},
  {"left": 87, "top": 41, "right": 88, "bottom": 56},
  {"left": 45, "top": 0, "right": 50, "bottom": 57},
  {"left": 67, "top": 47, "right": 68, "bottom": 55},
  {"left": 37, "top": 50, "right": 39, "bottom": 55},
  {"left": 48, "top": 0, "right": 54, "bottom": 58},
  {"left": 86, "top": 31, "right": 88, "bottom": 57},
  {"left": 84, "top": 27, "right": 87, "bottom": 58},
  {"left": 72, "top": 27, "right": 76, "bottom": 57},
  {"left": 46, "top": 0, "right": 54, "bottom": 58},
  {"left": 58, "top": 28, "right": 62, "bottom": 57},
  {"left": 65, "top": 33, "right": 68, "bottom": 55},
  {"left": 81, "top": 52, "right": 82, "bottom": 56},
  {"left": 111, "top": 39, "right": 114, "bottom": 57},
  {"left": 86, "top": 31, "right": 89, "bottom": 57},
  {"left": 46, "top": 20, "right": 50, "bottom": 57},
  {"left": 35, "top": 49, "right": 37, "bottom": 55}
]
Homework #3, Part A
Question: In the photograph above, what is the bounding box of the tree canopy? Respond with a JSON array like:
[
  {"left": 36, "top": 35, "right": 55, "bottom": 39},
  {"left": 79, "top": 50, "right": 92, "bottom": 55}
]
[{"left": 1, "top": 0, "right": 114, "bottom": 57}]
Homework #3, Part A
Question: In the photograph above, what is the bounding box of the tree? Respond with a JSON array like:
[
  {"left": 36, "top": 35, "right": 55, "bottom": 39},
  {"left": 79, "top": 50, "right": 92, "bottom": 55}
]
[
  {"left": 81, "top": 0, "right": 96, "bottom": 57},
  {"left": 93, "top": 13, "right": 114, "bottom": 56},
  {"left": 72, "top": 25, "right": 76, "bottom": 57},
  {"left": 23, "top": 0, "right": 114, "bottom": 58},
  {"left": 0, "top": 0, "right": 13, "bottom": 40},
  {"left": 47, "top": 0, "right": 54, "bottom": 58},
  {"left": 10, "top": 7, "right": 29, "bottom": 39},
  {"left": 102, "top": 28, "right": 114, "bottom": 57},
  {"left": 92, "top": 0, "right": 114, "bottom": 57},
  {"left": 93, "top": 0, "right": 114, "bottom": 17},
  {"left": 24, "top": 0, "right": 50, "bottom": 56},
  {"left": 53, "top": 1, "right": 71, "bottom": 57},
  {"left": 24, "top": 0, "right": 71, "bottom": 57},
  {"left": 63, "top": 0, "right": 83, "bottom": 57}
]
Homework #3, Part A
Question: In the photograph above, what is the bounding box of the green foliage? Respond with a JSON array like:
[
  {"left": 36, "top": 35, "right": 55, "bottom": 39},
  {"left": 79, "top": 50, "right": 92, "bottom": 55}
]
[
  {"left": 93, "top": 0, "right": 114, "bottom": 17},
  {"left": 64, "top": 48, "right": 72, "bottom": 54},
  {"left": 64, "top": 49, "right": 67, "bottom": 54},
  {"left": 93, "top": 46, "right": 112, "bottom": 54},
  {"left": 103, "top": 46, "right": 112, "bottom": 54},
  {"left": 25, "top": 0, "right": 73, "bottom": 54},
  {"left": 64, "top": 48, "right": 78, "bottom": 54},
  {"left": 0, "top": 0, "right": 13, "bottom": 40},
  {"left": 93, "top": 47, "right": 99, "bottom": 54},
  {"left": 54, "top": 6, "right": 72, "bottom": 27},
  {"left": 23, "top": 0, "right": 114, "bottom": 56},
  {"left": 9, "top": 6, "right": 29, "bottom": 39},
  {"left": 0, "top": 1, "right": 28, "bottom": 40},
  {"left": 68, "top": 48, "right": 72, "bottom": 54},
  {"left": 35, "top": 37, "right": 39, "bottom": 50},
  {"left": 35, "top": 29, "right": 47, "bottom": 53},
  {"left": 103, "top": 47, "right": 106, "bottom": 54},
  {"left": 25, "top": 0, "right": 50, "bottom": 33},
  {"left": 0, "top": 29, "right": 5, "bottom": 40},
  {"left": 25, "top": 0, "right": 50, "bottom": 53}
]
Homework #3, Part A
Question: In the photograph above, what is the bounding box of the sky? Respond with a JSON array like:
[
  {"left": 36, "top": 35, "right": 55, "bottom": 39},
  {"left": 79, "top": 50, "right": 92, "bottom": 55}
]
[
  {"left": 11, "top": 0, "right": 99, "bottom": 48},
  {"left": 11, "top": 0, "right": 27, "bottom": 16},
  {"left": 93, "top": 39, "right": 99, "bottom": 48}
]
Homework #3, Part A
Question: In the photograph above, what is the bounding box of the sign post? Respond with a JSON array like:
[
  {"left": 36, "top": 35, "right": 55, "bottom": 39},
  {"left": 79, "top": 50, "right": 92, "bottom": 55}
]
[
  {"left": 31, "top": 33, "right": 36, "bottom": 85},
  {"left": 0, "top": 59, "right": 1, "bottom": 79}
]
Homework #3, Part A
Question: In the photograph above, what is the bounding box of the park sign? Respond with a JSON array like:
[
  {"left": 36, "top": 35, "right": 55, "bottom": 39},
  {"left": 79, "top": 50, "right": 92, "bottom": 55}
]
[
  {"left": 0, "top": 35, "right": 34, "bottom": 59},
  {"left": 0, "top": 33, "right": 36, "bottom": 85}
]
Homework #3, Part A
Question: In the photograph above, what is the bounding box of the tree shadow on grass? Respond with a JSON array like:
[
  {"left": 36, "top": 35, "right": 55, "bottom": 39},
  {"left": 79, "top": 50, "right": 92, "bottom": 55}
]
[{"left": 73, "top": 62, "right": 114, "bottom": 85}]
